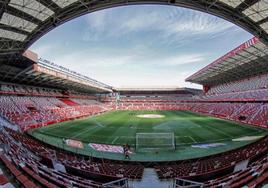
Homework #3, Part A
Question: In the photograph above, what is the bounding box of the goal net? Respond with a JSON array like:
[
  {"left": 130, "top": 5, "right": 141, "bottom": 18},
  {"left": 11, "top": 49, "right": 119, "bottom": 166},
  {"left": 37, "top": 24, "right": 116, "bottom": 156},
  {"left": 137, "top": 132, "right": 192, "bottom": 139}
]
[{"left": 136, "top": 133, "right": 175, "bottom": 152}]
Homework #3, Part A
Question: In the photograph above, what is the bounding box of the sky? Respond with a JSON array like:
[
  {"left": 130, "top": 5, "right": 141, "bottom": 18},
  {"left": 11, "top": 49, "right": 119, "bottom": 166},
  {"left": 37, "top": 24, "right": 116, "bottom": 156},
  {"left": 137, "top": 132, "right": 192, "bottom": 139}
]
[{"left": 29, "top": 5, "right": 253, "bottom": 89}]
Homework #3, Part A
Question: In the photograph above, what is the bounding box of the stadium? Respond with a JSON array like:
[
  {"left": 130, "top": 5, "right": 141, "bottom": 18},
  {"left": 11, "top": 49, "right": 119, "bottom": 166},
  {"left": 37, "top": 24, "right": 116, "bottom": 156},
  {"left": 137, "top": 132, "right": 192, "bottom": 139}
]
[{"left": 0, "top": 1, "right": 268, "bottom": 188}]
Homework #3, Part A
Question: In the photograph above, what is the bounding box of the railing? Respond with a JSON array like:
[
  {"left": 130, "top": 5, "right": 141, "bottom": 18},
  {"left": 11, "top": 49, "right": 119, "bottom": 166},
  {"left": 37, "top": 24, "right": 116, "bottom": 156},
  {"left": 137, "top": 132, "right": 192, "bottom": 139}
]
[
  {"left": 173, "top": 178, "right": 203, "bottom": 188},
  {"left": 102, "top": 178, "right": 129, "bottom": 188}
]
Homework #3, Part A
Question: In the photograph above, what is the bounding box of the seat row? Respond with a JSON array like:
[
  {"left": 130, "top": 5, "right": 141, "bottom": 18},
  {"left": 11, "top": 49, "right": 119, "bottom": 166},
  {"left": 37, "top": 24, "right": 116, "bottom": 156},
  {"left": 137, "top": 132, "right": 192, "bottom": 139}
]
[
  {"left": 0, "top": 95, "right": 108, "bottom": 131},
  {"left": 155, "top": 136, "right": 268, "bottom": 181},
  {"left": 5, "top": 128, "right": 144, "bottom": 180},
  {"left": 207, "top": 73, "right": 268, "bottom": 95},
  {"left": 0, "top": 128, "right": 115, "bottom": 187},
  {"left": 203, "top": 153, "right": 268, "bottom": 188}
]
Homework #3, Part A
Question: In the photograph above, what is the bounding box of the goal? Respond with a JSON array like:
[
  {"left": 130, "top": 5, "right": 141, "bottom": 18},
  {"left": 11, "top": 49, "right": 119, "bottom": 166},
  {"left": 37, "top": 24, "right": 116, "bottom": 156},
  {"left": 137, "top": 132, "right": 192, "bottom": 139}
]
[{"left": 136, "top": 133, "right": 175, "bottom": 152}]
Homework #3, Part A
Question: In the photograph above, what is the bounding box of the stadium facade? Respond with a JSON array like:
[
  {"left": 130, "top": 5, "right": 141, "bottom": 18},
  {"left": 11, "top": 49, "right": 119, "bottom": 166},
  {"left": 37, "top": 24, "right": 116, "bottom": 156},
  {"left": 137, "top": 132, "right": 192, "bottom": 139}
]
[{"left": 0, "top": 1, "right": 268, "bottom": 187}]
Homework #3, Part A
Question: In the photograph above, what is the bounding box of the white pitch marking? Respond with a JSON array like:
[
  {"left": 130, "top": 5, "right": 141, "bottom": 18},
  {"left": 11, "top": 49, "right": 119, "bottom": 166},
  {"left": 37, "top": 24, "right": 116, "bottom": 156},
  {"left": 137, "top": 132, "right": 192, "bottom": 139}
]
[
  {"left": 93, "top": 119, "right": 104, "bottom": 127},
  {"left": 71, "top": 125, "right": 99, "bottom": 139},
  {"left": 175, "top": 136, "right": 189, "bottom": 138},
  {"left": 136, "top": 114, "right": 165, "bottom": 119},
  {"left": 112, "top": 136, "right": 120, "bottom": 144},
  {"left": 208, "top": 126, "right": 233, "bottom": 138},
  {"left": 189, "top": 136, "right": 197, "bottom": 143}
]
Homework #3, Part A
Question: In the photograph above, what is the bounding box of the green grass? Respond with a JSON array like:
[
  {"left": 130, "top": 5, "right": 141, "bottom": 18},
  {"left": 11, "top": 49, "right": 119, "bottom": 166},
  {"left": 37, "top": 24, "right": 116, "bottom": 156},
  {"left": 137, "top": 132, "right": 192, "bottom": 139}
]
[
  {"left": 31, "top": 110, "right": 267, "bottom": 147},
  {"left": 29, "top": 110, "right": 268, "bottom": 161}
]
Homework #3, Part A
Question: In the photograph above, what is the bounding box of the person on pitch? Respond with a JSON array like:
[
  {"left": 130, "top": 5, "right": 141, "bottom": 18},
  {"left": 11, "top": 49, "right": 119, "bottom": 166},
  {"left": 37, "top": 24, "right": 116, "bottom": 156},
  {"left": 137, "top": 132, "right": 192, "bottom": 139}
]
[
  {"left": 125, "top": 149, "right": 130, "bottom": 160},
  {"left": 123, "top": 143, "right": 130, "bottom": 159}
]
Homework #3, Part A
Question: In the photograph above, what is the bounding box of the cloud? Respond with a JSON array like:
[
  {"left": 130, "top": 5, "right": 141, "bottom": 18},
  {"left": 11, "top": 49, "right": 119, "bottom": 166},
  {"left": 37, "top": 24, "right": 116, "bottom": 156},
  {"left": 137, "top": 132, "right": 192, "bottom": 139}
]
[
  {"left": 51, "top": 44, "right": 205, "bottom": 69},
  {"left": 54, "top": 50, "right": 136, "bottom": 68},
  {"left": 30, "top": 44, "right": 53, "bottom": 57},
  {"left": 109, "top": 70, "right": 202, "bottom": 89},
  {"left": 83, "top": 5, "right": 236, "bottom": 42},
  {"left": 39, "top": 43, "right": 205, "bottom": 89},
  {"left": 29, "top": 5, "right": 251, "bottom": 90},
  {"left": 161, "top": 54, "right": 204, "bottom": 66},
  {"left": 86, "top": 11, "right": 107, "bottom": 28}
]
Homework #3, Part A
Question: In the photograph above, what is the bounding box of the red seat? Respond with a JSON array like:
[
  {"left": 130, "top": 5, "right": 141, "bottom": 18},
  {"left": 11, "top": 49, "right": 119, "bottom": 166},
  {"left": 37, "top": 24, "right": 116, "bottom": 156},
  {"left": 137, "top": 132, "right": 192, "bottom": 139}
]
[{"left": 0, "top": 174, "right": 9, "bottom": 185}]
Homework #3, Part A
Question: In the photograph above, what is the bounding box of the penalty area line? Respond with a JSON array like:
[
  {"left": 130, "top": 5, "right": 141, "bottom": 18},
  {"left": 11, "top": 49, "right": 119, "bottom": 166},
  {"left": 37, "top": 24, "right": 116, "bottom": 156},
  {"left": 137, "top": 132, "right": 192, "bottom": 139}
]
[
  {"left": 208, "top": 126, "right": 233, "bottom": 138},
  {"left": 112, "top": 136, "right": 120, "bottom": 144},
  {"left": 71, "top": 125, "right": 99, "bottom": 139},
  {"left": 175, "top": 136, "right": 189, "bottom": 138},
  {"left": 188, "top": 136, "right": 197, "bottom": 143},
  {"left": 93, "top": 120, "right": 104, "bottom": 127}
]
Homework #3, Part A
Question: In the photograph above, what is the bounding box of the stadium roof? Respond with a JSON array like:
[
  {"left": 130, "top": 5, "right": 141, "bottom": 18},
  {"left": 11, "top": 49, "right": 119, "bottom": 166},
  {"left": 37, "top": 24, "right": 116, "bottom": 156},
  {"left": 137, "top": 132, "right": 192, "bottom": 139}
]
[
  {"left": 115, "top": 87, "right": 199, "bottom": 91},
  {"left": 115, "top": 87, "right": 202, "bottom": 95},
  {"left": 0, "top": 50, "right": 112, "bottom": 93},
  {"left": 1, "top": 0, "right": 268, "bottom": 60},
  {"left": 186, "top": 37, "right": 268, "bottom": 86}
]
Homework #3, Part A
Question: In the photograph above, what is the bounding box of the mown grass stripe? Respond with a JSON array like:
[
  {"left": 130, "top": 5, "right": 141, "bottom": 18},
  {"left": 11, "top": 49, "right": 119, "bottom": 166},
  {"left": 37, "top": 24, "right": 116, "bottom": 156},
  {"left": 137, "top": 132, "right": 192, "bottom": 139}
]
[{"left": 34, "top": 110, "right": 268, "bottom": 148}]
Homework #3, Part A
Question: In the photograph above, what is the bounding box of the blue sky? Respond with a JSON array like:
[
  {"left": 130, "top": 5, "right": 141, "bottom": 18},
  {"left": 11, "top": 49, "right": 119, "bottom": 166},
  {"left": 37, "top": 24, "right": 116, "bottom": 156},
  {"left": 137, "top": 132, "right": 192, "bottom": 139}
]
[{"left": 29, "top": 5, "right": 253, "bottom": 89}]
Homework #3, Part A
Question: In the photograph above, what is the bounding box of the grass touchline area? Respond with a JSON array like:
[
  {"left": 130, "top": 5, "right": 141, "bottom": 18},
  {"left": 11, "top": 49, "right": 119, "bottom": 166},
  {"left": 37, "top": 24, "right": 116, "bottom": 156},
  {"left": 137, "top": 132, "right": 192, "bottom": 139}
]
[{"left": 29, "top": 110, "right": 268, "bottom": 161}]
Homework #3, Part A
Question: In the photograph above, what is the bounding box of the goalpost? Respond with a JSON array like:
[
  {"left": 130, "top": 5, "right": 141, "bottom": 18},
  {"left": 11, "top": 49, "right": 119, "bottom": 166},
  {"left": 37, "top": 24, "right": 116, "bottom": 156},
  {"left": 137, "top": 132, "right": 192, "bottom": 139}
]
[{"left": 136, "top": 133, "right": 175, "bottom": 152}]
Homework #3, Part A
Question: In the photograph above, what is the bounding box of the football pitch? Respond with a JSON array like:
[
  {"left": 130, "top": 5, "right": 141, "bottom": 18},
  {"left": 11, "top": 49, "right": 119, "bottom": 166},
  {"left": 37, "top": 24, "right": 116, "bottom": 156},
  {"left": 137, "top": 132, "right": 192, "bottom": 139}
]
[{"left": 30, "top": 110, "right": 268, "bottom": 161}]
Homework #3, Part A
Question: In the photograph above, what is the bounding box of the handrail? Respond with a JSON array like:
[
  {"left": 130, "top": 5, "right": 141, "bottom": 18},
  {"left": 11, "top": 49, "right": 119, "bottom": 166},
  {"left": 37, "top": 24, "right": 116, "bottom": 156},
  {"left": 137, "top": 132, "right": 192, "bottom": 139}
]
[{"left": 102, "top": 178, "right": 129, "bottom": 188}]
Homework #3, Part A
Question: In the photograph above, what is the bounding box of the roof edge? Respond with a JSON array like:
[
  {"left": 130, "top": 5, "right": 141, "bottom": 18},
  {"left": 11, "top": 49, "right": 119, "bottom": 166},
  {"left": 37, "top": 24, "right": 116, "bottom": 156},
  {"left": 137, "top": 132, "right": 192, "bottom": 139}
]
[{"left": 185, "top": 37, "right": 259, "bottom": 83}]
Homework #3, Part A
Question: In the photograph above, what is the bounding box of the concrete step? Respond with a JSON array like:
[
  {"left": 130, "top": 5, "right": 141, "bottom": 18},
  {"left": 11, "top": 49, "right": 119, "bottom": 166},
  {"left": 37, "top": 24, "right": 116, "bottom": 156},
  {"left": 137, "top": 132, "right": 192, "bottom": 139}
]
[{"left": 130, "top": 168, "right": 172, "bottom": 188}]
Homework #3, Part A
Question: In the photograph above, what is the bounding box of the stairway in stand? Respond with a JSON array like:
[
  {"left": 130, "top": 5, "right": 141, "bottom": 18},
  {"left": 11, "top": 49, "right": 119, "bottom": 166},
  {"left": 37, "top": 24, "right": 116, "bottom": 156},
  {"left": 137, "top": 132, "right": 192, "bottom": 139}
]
[{"left": 130, "top": 168, "right": 172, "bottom": 188}]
